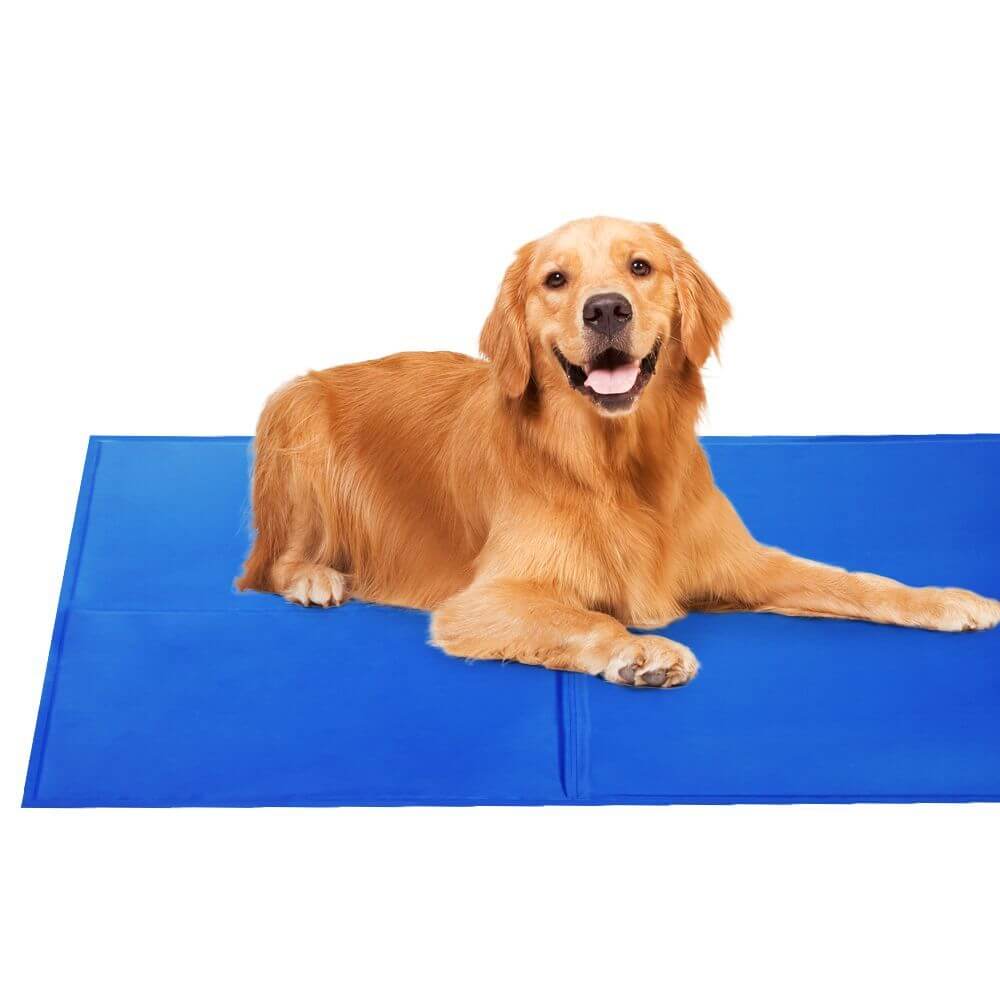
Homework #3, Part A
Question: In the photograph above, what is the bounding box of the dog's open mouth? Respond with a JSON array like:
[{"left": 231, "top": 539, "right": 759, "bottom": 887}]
[{"left": 553, "top": 341, "right": 661, "bottom": 413}]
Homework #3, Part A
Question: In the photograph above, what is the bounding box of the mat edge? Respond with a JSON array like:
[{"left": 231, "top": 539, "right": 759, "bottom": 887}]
[
  {"left": 22, "top": 437, "right": 103, "bottom": 808},
  {"left": 22, "top": 794, "right": 1000, "bottom": 808},
  {"left": 87, "top": 433, "right": 1000, "bottom": 446}
]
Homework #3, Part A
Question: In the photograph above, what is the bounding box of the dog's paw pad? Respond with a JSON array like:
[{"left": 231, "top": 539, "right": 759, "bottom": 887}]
[
  {"left": 604, "top": 636, "right": 699, "bottom": 689},
  {"left": 641, "top": 667, "right": 667, "bottom": 687}
]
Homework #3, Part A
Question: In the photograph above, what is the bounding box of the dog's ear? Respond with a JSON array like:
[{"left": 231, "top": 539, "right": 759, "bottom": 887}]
[
  {"left": 646, "top": 223, "right": 731, "bottom": 367},
  {"left": 480, "top": 241, "right": 536, "bottom": 397}
]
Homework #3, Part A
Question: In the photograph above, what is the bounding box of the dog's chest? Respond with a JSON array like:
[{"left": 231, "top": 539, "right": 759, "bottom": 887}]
[{"left": 571, "top": 492, "right": 679, "bottom": 625}]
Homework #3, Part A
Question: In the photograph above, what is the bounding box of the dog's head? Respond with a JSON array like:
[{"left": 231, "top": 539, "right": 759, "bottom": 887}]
[{"left": 481, "top": 217, "right": 730, "bottom": 415}]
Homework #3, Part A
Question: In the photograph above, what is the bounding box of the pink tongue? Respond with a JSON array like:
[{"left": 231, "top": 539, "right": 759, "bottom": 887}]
[{"left": 584, "top": 361, "right": 640, "bottom": 395}]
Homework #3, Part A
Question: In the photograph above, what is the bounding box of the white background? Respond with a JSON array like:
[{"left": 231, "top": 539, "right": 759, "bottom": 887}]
[{"left": 2, "top": 2, "right": 998, "bottom": 997}]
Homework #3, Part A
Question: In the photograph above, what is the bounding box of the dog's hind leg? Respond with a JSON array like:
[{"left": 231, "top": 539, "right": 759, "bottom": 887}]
[
  {"left": 277, "top": 560, "right": 348, "bottom": 607},
  {"left": 237, "top": 374, "right": 350, "bottom": 607},
  {"left": 270, "top": 493, "right": 350, "bottom": 608},
  {"left": 734, "top": 547, "right": 1000, "bottom": 632},
  {"left": 680, "top": 487, "right": 1000, "bottom": 632}
]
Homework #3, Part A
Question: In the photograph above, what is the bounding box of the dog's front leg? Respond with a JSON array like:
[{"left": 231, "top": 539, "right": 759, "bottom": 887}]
[
  {"left": 731, "top": 547, "right": 1000, "bottom": 632},
  {"left": 430, "top": 578, "right": 698, "bottom": 688}
]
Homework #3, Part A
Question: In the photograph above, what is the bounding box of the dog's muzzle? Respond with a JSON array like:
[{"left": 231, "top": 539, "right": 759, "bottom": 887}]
[{"left": 553, "top": 339, "right": 662, "bottom": 414}]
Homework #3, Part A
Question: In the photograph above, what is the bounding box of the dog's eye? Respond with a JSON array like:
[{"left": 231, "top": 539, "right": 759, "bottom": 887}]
[
  {"left": 544, "top": 271, "right": 567, "bottom": 289},
  {"left": 631, "top": 259, "right": 652, "bottom": 277}
]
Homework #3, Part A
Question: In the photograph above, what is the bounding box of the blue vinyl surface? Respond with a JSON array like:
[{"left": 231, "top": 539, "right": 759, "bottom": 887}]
[{"left": 23, "top": 434, "right": 1000, "bottom": 807}]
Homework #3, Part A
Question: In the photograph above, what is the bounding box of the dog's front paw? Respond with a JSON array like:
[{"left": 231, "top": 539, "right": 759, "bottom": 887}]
[
  {"left": 915, "top": 588, "right": 1000, "bottom": 632},
  {"left": 599, "top": 635, "right": 699, "bottom": 688},
  {"left": 282, "top": 565, "right": 348, "bottom": 608}
]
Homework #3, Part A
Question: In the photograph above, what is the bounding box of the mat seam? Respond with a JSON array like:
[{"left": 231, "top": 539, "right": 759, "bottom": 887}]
[
  {"left": 574, "top": 675, "right": 591, "bottom": 801},
  {"left": 559, "top": 674, "right": 577, "bottom": 801}
]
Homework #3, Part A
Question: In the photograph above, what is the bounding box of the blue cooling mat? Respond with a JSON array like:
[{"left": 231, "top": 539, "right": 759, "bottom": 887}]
[{"left": 24, "top": 435, "right": 1000, "bottom": 807}]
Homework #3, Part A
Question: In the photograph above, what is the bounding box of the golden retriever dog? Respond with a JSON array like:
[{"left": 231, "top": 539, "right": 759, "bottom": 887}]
[{"left": 237, "top": 217, "right": 1000, "bottom": 687}]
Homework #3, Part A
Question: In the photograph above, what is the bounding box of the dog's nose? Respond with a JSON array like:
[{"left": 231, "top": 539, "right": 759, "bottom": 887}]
[{"left": 582, "top": 293, "right": 633, "bottom": 338}]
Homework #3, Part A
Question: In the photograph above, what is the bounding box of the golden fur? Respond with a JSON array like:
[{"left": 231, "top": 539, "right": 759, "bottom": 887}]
[{"left": 237, "top": 217, "right": 999, "bottom": 687}]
